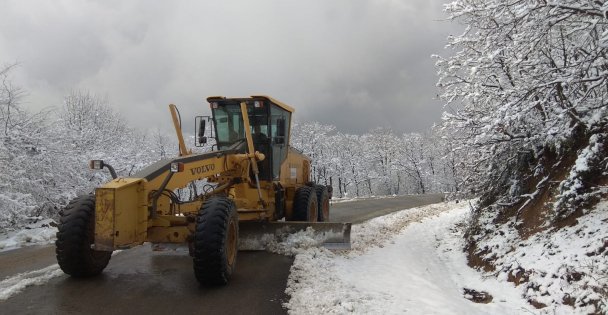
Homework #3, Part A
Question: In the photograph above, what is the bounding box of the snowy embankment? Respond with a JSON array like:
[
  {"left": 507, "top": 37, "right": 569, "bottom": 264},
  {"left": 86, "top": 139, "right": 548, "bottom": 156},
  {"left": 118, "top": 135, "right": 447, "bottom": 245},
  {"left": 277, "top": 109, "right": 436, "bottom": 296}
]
[
  {"left": 280, "top": 202, "right": 570, "bottom": 315},
  {"left": 0, "top": 219, "right": 57, "bottom": 252},
  {"left": 474, "top": 201, "right": 608, "bottom": 314}
]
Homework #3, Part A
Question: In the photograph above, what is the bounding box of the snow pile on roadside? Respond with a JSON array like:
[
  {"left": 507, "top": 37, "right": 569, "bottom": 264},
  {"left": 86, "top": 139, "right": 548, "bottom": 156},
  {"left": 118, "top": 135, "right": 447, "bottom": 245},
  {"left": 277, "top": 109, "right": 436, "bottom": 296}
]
[
  {"left": 0, "top": 219, "right": 57, "bottom": 252},
  {"left": 286, "top": 246, "right": 387, "bottom": 314},
  {"left": 349, "top": 201, "right": 458, "bottom": 253},
  {"left": 0, "top": 264, "right": 63, "bottom": 301},
  {"left": 0, "top": 250, "right": 122, "bottom": 301},
  {"left": 255, "top": 201, "right": 457, "bottom": 257},
  {"left": 330, "top": 197, "right": 358, "bottom": 204},
  {"left": 284, "top": 202, "right": 533, "bottom": 314},
  {"left": 240, "top": 228, "right": 335, "bottom": 255},
  {"left": 330, "top": 195, "right": 400, "bottom": 205},
  {"left": 473, "top": 201, "right": 608, "bottom": 314}
]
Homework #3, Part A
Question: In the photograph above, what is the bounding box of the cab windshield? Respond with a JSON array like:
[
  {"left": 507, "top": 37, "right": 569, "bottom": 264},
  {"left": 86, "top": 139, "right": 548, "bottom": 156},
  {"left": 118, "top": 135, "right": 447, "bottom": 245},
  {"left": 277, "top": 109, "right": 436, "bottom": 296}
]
[{"left": 211, "top": 103, "right": 269, "bottom": 150}]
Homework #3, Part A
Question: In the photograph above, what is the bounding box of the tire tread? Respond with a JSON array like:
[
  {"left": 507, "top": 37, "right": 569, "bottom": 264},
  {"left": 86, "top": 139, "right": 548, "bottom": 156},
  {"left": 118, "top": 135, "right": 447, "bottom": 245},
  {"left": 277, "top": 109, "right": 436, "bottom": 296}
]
[
  {"left": 55, "top": 195, "right": 112, "bottom": 277},
  {"left": 193, "top": 195, "right": 238, "bottom": 286}
]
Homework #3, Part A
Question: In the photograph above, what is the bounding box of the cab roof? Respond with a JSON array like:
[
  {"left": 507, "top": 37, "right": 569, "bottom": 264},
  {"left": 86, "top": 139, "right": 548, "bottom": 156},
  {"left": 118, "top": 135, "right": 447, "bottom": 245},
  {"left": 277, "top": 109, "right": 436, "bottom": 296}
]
[{"left": 206, "top": 95, "right": 295, "bottom": 113}]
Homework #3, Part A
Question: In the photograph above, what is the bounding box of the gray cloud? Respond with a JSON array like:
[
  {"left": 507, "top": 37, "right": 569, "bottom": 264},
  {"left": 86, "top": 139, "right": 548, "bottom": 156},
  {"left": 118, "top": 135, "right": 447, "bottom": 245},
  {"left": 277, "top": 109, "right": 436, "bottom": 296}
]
[{"left": 0, "top": 0, "right": 459, "bottom": 135}]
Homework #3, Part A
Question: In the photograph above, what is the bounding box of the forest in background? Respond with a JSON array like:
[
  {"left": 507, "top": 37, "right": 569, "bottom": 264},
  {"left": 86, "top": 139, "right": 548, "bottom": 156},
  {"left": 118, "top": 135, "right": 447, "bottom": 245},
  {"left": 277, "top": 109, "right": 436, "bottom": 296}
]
[{"left": 0, "top": 66, "right": 174, "bottom": 228}]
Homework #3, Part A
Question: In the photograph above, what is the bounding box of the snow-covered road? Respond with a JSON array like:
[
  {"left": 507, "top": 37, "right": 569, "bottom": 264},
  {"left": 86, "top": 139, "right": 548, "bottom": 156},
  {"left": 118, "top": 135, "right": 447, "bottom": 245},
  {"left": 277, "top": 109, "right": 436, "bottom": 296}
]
[
  {"left": 3, "top": 199, "right": 588, "bottom": 314},
  {"left": 285, "top": 202, "right": 535, "bottom": 314}
]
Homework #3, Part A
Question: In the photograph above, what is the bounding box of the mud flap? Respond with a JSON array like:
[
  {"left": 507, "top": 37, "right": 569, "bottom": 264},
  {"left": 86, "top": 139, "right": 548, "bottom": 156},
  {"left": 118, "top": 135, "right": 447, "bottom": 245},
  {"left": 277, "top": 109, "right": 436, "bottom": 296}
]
[{"left": 239, "top": 222, "right": 351, "bottom": 251}]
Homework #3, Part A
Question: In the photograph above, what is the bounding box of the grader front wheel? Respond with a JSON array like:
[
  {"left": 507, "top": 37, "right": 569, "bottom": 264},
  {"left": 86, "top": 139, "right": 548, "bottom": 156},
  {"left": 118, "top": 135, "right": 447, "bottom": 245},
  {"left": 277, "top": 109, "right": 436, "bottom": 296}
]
[
  {"left": 55, "top": 195, "right": 112, "bottom": 277},
  {"left": 193, "top": 196, "right": 239, "bottom": 286}
]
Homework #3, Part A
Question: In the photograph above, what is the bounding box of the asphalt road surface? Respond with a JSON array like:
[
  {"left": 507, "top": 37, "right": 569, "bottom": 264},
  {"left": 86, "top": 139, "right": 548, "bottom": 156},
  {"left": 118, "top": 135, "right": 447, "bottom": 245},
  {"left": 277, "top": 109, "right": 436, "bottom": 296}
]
[{"left": 0, "top": 194, "right": 443, "bottom": 315}]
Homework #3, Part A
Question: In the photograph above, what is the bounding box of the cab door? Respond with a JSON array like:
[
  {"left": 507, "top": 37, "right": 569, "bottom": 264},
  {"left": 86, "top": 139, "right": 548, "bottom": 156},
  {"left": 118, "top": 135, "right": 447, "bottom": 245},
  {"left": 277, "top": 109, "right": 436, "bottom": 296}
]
[{"left": 270, "top": 105, "right": 291, "bottom": 180}]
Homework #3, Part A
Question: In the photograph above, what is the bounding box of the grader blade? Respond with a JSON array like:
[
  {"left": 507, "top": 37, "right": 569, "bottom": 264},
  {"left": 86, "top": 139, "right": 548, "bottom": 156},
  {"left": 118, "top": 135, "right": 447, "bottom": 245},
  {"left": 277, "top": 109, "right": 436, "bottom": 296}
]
[{"left": 239, "top": 222, "right": 352, "bottom": 251}]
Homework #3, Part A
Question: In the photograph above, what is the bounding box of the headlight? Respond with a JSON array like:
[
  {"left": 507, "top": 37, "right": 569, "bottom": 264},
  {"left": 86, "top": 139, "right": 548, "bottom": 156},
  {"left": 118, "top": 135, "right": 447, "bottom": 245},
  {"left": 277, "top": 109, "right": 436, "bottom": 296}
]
[
  {"left": 89, "top": 160, "right": 104, "bottom": 170},
  {"left": 170, "top": 162, "right": 184, "bottom": 173}
]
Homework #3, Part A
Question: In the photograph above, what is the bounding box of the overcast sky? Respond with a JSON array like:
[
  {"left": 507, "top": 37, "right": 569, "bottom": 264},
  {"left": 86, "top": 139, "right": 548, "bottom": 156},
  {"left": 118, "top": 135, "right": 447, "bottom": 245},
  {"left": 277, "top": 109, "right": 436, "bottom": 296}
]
[{"left": 0, "top": 0, "right": 458, "bottom": 135}]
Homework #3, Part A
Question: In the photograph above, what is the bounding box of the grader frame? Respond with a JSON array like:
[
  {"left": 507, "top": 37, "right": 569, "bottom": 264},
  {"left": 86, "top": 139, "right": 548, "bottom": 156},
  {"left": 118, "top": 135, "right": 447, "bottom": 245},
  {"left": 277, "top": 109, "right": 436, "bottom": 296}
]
[{"left": 55, "top": 95, "right": 350, "bottom": 285}]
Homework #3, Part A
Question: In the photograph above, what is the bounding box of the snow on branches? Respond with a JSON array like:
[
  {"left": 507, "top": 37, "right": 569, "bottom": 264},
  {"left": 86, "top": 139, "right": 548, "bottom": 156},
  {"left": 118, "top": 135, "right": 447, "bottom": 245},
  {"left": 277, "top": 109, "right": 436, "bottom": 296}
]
[
  {"left": 436, "top": 0, "right": 608, "bottom": 217},
  {"left": 0, "top": 67, "right": 171, "bottom": 230}
]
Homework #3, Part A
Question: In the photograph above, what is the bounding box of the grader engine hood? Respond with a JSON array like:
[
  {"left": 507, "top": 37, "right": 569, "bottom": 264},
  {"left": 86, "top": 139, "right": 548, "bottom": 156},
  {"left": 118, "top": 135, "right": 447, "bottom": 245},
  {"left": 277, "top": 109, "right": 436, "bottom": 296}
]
[{"left": 93, "top": 148, "right": 247, "bottom": 251}]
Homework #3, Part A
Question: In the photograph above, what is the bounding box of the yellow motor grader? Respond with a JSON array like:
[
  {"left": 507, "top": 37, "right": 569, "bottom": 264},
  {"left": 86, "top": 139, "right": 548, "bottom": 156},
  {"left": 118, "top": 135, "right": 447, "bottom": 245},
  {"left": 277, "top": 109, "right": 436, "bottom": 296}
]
[{"left": 55, "top": 95, "right": 350, "bottom": 285}]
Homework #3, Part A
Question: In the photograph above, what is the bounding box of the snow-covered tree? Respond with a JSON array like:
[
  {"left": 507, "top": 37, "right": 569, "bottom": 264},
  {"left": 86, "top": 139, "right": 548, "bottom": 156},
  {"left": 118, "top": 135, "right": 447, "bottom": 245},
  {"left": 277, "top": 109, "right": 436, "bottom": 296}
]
[
  {"left": 398, "top": 133, "right": 428, "bottom": 194},
  {"left": 0, "top": 64, "right": 51, "bottom": 227},
  {"left": 436, "top": 2, "right": 608, "bottom": 311},
  {"left": 436, "top": 0, "right": 608, "bottom": 219},
  {"left": 291, "top": 121, "right": 453, "bottom": 198},
  {"left": 0, "top": 79, "right": 168, "bottom": 229}
]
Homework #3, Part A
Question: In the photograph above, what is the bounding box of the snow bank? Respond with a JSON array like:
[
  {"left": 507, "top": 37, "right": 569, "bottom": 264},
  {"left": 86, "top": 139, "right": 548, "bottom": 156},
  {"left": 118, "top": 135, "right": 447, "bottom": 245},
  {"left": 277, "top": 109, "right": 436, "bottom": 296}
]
[
  {"left": 476, "top": 201, "right": 608, "bottom": 314},
  {"left": 0, "top": 219, "right": 57, "bottom": 252},
  {"left": 283, "top": 202, "right": 533, "bottom": 314},
  {"left": 330, "top": 195, "right": 401, "bottom": 205}
]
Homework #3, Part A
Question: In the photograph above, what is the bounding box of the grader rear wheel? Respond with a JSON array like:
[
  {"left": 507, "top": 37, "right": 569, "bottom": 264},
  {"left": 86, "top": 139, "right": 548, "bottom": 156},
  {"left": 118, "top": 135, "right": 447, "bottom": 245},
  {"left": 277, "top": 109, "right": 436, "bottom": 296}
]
[
  {"left": 55, "top": 195, "right": 112, "bottom": 277},
  {"left": 293, "top": 186, "right": 318, "bottom": 222},
  {"left": 193, "top": 195, "right": 239, "bottom": 286},
  {"left": 315, "top": 185, "right": 330, "bottom": 222}
]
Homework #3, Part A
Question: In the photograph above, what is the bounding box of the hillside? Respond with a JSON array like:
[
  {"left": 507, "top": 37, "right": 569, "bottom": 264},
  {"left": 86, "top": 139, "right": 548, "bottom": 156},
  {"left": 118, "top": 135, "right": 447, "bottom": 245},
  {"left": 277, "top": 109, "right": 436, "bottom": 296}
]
[{"left": 436, "top": 1, "right": 608, "bottom": 313}]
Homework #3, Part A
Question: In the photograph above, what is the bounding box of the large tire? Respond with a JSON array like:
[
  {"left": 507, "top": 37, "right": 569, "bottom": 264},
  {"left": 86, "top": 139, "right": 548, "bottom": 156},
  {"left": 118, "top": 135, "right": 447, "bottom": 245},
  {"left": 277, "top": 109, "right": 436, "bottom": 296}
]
[
  {"left": 293, "top": 186, "right": 318, "bottom": 222},
  {"left": 315, "top": 185, "right": 330, "bottom": 222},
  {"left": 55, "top": 195, "right": 112, "bottom": 277},
  {"left": 193, "top": 196, "right": 239, "bottom": 286}
]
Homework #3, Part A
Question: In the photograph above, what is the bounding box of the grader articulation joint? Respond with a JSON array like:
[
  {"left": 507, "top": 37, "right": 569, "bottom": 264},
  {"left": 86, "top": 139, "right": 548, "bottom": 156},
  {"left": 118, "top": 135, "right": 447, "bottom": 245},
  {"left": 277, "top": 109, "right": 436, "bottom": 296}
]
[{"left": 55, "top": 95, "right": 351, "bottom": 285}]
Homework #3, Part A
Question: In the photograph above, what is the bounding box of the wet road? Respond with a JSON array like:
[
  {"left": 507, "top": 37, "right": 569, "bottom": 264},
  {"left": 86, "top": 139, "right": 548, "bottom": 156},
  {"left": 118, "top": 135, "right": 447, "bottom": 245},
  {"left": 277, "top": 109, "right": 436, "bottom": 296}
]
[
  {"left": 329, "top": 194, "right": 444, "bottom": 224},
  {"left": 0, "top": 194, "right": 443, "bottom": 315}
]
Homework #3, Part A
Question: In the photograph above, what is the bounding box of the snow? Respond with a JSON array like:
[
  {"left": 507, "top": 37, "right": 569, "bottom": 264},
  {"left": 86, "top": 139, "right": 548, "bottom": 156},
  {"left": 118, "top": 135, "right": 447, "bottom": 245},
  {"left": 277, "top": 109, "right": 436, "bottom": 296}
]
[
  {"left": 283, "top": 202, "right": 534, "bottom": 314},
  {"left": 330, "top": 195, "right": 401, "bottom": 205},
  {"left": 239, "top": 227, "right": 337, "bottom": 254},
  {"left": 0, "top": 219, "right": 57, "bottom": 252},
  {"left": 0, "top": 250, "right": 122, "bottom": 301},
  {"left": 475, "top": 201, "right": 608, "bottom": 314},
  {"left": 0, "top": 264, "right": 63, "bottom": 301},
  {"left": 0, "top": 200, "right": 603, "bottom": 314}
]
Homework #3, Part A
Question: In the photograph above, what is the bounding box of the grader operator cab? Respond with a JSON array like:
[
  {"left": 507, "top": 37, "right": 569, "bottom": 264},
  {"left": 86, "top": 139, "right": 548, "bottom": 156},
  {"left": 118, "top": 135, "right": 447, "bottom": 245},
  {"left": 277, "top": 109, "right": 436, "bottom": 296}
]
[{"left": 55, "top": 95, "right": 350, "bottom": 285}]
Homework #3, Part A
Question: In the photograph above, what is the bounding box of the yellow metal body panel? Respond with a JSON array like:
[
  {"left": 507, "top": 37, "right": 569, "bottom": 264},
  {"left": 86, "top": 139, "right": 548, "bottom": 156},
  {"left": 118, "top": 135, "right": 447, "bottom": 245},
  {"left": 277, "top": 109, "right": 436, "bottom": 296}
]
[
  {"left": 231, "top": 181, "right": 275, "bottom": 220},
  {"left": 278, "top": 148, "right": 311, "bottom": 219},
  {"left": 147, "top": 226, "right": 193, "bottom": 243},
  {"left": 280, "top": 148, "right": 310, "bottom": 185},
  {"left": 94, "top": 178, "right": 147, "bottom": 251},
  {"left": 145, "top": 154, "right": 239, "bottom": 193}
]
